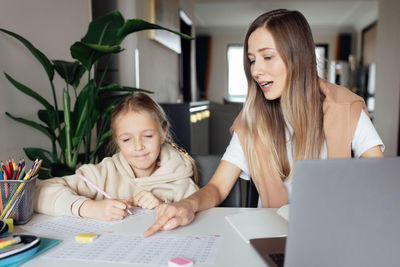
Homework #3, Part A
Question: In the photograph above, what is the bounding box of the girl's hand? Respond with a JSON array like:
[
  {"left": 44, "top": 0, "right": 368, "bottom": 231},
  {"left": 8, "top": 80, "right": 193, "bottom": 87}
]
[
  {"left": 79, "top": 199, "right": 130, "bottom": 221},
  {"left": 131, "top": 191, "right": 162, "bottom": 209}
]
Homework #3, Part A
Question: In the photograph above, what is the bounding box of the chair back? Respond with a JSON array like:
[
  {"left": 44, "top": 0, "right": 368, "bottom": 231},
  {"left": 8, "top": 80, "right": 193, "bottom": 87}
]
[{"left": 193, "top": 154, "right": 242, "bottom": 207}]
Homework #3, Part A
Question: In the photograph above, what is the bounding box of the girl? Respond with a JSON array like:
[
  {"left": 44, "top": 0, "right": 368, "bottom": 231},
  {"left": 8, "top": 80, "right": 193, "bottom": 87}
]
[
  {"left": 144, "top": 9, "right": 384, "bottom": 236},
  {"left": 34, "top": 93, "right": 199, "bottom": 221}
]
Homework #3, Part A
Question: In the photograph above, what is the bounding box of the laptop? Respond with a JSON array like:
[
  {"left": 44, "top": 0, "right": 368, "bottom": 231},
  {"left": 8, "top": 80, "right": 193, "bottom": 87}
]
[{"left": 251, "top": 157, "right": 400, "bottom": 267}]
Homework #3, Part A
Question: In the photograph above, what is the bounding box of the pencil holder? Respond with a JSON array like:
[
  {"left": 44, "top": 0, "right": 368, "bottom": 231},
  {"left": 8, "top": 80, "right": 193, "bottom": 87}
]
[{"left": 0, "top": 175, "right": 37, "bottom": 225}]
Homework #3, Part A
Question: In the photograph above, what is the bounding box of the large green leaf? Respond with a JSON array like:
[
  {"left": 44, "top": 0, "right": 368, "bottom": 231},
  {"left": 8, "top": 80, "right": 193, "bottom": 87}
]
[
  {"left": 4, "top": 72, "right": 55, "bottom": 115},
  {"left": 52, "top": 60, "right": 85, "bottom": 88},
  {"left": 71, "top": 10, "right": 125, "bottom": 69},
  {"left": 83, "top": 43, "right": 123, "bottom": 53},
  {"left": 50, "top": 163, "right": 75, "bottom": 177},
  {"left": 91, "top": 98, "right": 100, "bottom": 129},
  {"left": 38, "top": 110, "right": 63, "bottom": 129},
  {"left": 62, "top": 89, "right": 73, "bottom": 168},
  {"left": 37, "top": 168, "right": 52, "bottom": 180},
  {"left": 70, "top": 42, "right": 100, "bottom": 70},
  {"left": 72, "top": 80, "right": 93, "bottom": 145},
  {"left": 58, "top": 126, "right": 67, "bottom": 155},
  {"left": 91, "top": 129, "right": 113, "bottom": 161},
  {"left": 23, "top": 147, "right": 58, "bottom": 168},
  {"left": 70, "top": 42, "right": 122, "bottom": 70},
  {"left": 117, "top": 19, "right": 194, "bottom": 43},
  {"left": 82, "top": 10, "right": 125, "bottom": 45},
  {"left": 98, "top": 129, "right": 112, "bottom": 144},
  {"left": 101, "top": 105, "right": 115, "bottom": 118},
  {"left": 0, "top": 28, "right": 54, "bottom": 80},
  {"left": 5, "top": 112, "right": 55, "bottom": 141}
]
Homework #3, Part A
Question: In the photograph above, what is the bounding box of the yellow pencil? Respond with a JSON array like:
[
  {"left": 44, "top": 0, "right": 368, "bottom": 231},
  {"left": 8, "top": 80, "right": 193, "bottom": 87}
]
[{"left": 0, "top": 236, "right": 21, "bottom": 249}]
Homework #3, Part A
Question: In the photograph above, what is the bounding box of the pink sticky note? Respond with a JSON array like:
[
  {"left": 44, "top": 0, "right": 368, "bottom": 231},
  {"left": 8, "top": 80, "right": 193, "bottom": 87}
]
[{"left": 168, "top": 256, "right": 194, "bottom": 267}]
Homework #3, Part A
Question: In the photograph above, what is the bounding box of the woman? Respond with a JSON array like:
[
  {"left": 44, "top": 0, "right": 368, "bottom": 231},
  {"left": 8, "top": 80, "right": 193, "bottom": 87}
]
[{"left": 144, "top": 9, "right": 384, "bottom": 236}]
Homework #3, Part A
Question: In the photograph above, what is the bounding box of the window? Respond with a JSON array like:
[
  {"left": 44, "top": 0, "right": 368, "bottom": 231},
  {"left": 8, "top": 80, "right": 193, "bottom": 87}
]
[
  {"left": 315, "top": 44, "right": 328, "bottom": 79},
  {"left": 227, "top": 45, "right": 247, "bottom": 102},
  {"left": 226, "top": 44, "right": 328, "bottom": 102}
]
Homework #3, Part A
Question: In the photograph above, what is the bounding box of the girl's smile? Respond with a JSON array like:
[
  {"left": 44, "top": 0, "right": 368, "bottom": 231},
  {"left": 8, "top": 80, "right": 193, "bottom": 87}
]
[{"left": 114, "top": 110, "right": 166, "bottom": 177}]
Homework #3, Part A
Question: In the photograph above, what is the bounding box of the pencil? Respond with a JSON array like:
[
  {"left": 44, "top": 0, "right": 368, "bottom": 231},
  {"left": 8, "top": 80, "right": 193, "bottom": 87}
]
[
  {"left": 0, "top": 171, "right": 4, "bottom": 213},
  {"left": 77, "top": 173, "right": 132, "bottom": 215},
  {"left": 32, "top": 159, "right": 42, "bottom": 176},
  {"left": 6, "top": 159, "right": 12, "bottom": 178},
  {"left": 17, "top": 167, "right": 26, "bottom": 180},
  {"left": 11, "top": 165, "right": 20, "bottom": 180},
  {"left": 11, "top": 158, "right": 16, "bottom": 171},
  {"left": 2, "top": 167, "right": 8, "bottom": 199}
]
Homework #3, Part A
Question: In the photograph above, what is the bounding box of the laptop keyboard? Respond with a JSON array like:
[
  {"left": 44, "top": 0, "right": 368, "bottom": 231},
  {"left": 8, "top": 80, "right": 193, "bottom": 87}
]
[{"left": 269, "top": 253, "right": 285, "bottom": 267}]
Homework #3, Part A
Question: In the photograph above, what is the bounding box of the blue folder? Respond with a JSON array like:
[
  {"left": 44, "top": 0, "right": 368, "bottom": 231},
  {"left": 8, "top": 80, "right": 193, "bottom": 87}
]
[{"left": 2, "top": 236, "right": 60, "bottom": 267}]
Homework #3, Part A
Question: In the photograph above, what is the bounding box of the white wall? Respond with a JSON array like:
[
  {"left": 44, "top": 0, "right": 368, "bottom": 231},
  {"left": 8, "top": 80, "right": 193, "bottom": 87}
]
[
  {"left": 121, "top": 0, "right": 196, "bottom": 103},
  {"left": 0, "top": 0, "right": 91, "bottom": 162},
  {"left": 374, "top": 0, "right": 400, "bottom": 156},
  {"left": 117, "top": 0, "right": 139, "bottom": 88}
]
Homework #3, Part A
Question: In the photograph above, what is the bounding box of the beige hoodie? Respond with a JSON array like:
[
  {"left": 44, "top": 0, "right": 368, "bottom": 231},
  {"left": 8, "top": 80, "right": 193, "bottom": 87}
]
[{"left": 34, "top": 143, "right": 198, "bottom": 217}]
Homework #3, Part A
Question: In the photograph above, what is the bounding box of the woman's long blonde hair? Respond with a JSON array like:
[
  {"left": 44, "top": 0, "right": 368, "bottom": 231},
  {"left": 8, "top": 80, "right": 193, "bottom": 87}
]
[
  {"left": 109, "top": 93, "right": 199, "bottom": 184},
  {"left": 242, "top": 9, "right": 325, "bottom": 181}
]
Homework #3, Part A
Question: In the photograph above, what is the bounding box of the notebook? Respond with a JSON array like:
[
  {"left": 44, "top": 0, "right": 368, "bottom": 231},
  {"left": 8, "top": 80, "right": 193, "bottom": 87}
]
[
  {"left": 251, "top": 157, "right": 400, "bottom": 267},
  {"left": 225, "top": 205, "right": 289, "bottom": 243}
]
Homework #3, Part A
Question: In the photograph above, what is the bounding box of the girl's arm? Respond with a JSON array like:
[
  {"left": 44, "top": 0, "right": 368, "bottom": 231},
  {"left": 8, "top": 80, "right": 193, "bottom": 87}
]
[
  {"left": 144, "top": 160, "right": 242, "bottom": 237},
  {"left": 34, "top": 174, "right": 94, "bottom": 217}
]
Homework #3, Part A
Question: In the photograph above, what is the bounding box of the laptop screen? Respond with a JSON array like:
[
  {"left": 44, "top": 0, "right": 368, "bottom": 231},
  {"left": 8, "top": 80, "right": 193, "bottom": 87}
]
[{"left": 284, "top": 157, "right": 400, "bottom": 267}]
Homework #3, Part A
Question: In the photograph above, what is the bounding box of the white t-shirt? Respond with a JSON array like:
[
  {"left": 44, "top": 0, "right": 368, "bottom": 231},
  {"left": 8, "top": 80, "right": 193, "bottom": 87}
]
[{"left": 221, "top": 110, "right": 384, "bottom": 207}]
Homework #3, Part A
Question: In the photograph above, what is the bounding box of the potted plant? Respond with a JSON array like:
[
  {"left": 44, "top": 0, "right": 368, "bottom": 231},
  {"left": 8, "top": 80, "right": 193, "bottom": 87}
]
[{"left": 0, "top": 10, "right": 192, "bottom": 179}]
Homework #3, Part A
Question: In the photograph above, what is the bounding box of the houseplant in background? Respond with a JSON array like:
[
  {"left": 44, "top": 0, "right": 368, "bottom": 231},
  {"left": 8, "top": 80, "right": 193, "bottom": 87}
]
[{"left": 0, "top": 10, "right": 193, "bottom": 179}]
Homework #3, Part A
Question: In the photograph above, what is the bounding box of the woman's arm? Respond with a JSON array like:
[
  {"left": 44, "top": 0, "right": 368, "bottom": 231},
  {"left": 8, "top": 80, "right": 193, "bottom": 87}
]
[
  {"left": 144, "top": 160, "right": 242, "bottom": 237},
  {"left": 360, "top": 145, "right": 384, "bottom": 158}
]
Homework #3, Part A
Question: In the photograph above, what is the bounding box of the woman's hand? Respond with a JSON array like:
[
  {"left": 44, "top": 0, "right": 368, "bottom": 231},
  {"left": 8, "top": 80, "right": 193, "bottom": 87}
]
[
  {"left": 131, "top": 191, "right": 162, "bottom": 210},
  {"left": 143, "top": 199, "right": 195, "bottom": 237},
  {"left": 143, "top": 161, "right": 242, "bottom": 237},
  {"left": 79, "top": 199, "right": 130, "bottom": 221}
]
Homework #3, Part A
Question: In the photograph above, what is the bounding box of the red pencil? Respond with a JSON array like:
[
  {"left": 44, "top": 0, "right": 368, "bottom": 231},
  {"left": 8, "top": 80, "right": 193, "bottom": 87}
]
[
  {"left": 7, "top": 159, "right": 13, "bottom": 178},
  {"left": 12, "top": 165, "right": 21, "bottom": 180},
  {"left": 5, "top": 159, "right": 12, "bottom": 179}
]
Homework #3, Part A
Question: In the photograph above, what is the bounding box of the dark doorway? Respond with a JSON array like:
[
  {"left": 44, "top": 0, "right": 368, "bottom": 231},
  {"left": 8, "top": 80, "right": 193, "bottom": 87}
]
[{"left": 179, "top": 10, "right": 192, "bottom": 102}]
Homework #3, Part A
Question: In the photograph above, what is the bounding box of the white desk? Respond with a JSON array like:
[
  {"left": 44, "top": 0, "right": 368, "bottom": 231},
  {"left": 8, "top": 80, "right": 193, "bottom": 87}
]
[{"left": 16, "top": 208, "right": 273, "bottom": 267}]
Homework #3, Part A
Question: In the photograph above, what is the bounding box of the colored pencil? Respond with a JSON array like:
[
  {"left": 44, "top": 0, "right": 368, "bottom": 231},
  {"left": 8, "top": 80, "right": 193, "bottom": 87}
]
[
  {"left": 32, "top": 159, "right": 42, "bottom": 176},
  {"left": 77, "top": 173, "right": 132, "bottom": 215},
  {"left": 17, "top": 167, "right": 26, "bottom": 180},
  {"left": 2, "top": 167, "right": 8, "bottom": 199},
  {"left": 11, "top": 165, "right": 20, "bottom": 180},
  {"left": 0, "top": 171, "right": 4, "bottom": 213},
  {"left": 11, "top": 158, "right": 16, "bottom": 171}
]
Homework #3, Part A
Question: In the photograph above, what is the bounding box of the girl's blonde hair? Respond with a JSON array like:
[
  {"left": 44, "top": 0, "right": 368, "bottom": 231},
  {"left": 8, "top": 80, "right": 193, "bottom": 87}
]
[
  {"left": 242, "top": 9, "right": 325, "bottom": 181},
  {"left": 109, "top": 93, "right": 199, "bottom": 184}
]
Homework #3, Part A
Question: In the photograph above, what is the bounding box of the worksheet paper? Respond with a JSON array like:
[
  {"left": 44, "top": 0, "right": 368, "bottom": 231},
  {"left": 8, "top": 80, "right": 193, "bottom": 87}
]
[
  {"left": 42, "top": 232, "right": 221, "bottom": 265},
  {"left": 21, "top": 208, "right": 153, "bottom": 239}
]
